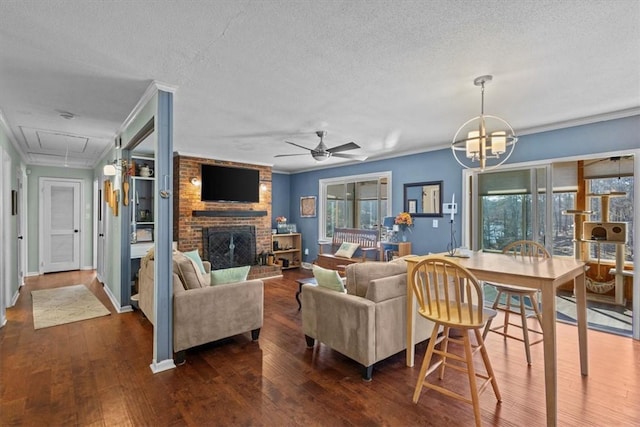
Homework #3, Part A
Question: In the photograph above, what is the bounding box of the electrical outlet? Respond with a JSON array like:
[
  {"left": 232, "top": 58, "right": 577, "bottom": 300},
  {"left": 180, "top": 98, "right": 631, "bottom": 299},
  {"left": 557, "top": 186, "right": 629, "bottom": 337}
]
[
  {"left": 304, "top": 248, "right": 309, "bottom": 255},
  {"left": 432, "top": 219, "right": 438, "bottom": 228}
]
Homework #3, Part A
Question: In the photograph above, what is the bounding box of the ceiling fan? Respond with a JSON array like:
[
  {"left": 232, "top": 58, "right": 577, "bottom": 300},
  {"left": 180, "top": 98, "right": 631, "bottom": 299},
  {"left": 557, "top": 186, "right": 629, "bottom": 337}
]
[{"left": 274, "top": 131, "right": 368, "bottom": 162}]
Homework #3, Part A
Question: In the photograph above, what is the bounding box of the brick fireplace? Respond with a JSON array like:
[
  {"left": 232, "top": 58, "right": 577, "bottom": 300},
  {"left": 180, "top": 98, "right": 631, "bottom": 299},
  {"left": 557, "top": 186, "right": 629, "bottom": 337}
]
[
  {"left": 203, "top": 226, "right": 256, "bottom": 269},
  {"left": 173, "top": 155, "right": 279, "bottom": 279}
]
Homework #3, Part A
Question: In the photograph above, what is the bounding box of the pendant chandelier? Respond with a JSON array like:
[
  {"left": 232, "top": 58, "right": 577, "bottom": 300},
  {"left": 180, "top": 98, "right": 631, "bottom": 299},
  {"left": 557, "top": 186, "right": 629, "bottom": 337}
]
[{"left": 451, "top": 75, "right": 518, "bottom": 171}]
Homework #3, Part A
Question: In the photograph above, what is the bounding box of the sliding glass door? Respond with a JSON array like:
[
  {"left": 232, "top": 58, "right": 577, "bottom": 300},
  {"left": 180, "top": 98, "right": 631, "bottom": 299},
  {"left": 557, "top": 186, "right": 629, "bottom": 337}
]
[{"left": 473, "top": 166, "right": 550, "bottom": 253}]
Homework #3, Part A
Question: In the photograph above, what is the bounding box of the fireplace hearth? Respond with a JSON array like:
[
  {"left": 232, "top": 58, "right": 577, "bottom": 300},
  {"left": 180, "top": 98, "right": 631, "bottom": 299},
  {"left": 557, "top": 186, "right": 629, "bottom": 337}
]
[{"left": 203, "top": 226, "right": 256, "bottom": 269}]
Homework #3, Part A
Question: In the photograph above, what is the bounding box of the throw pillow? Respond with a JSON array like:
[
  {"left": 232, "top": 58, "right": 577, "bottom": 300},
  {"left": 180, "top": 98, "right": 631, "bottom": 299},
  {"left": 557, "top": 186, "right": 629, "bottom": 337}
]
[
  {"left": 210, "top": 265, "right": 251, "bottom": 286},
  {"left": 184, "top": 250, "right": 206, "bottom": 274},
  {"left": 312, "top": 265, "right": 346, "bottom": 293},
  {"left": 173, "top": 252, "right": 207, "bottom": 289},
  {"left": 334, "top": 242, "right": 359, "bottom": 258}
]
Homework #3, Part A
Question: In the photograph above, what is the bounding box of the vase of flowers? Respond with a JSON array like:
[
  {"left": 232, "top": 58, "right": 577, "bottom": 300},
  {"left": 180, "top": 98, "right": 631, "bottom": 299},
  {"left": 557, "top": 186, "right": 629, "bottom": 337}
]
[
  {"left": 276, "top": 216, "right": 289, "bottom": 234},
  {"left": 394, "top": 212, "right": 413, "bottom": 242}
]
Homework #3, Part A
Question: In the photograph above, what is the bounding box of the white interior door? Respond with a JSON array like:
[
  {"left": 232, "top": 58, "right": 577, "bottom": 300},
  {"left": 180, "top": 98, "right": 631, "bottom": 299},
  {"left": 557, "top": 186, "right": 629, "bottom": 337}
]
[
  {"left": 41, "top": 179, "right": 81, "bottom": 273},
  {"left": 16, "top": 169, "right": 26, "bottom": 286},
  {"left": 96, "top": 181, "right": 106, "bottom": 282},
  {"left": 0, "top": 147, "right": 6, "bottom": 325}
]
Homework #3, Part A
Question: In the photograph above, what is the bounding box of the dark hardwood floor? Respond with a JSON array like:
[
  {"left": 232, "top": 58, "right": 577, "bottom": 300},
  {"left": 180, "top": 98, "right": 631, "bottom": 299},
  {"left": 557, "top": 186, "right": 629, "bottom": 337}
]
[{"left": 1, "top": 269, "right": 638, "bottom": 426}]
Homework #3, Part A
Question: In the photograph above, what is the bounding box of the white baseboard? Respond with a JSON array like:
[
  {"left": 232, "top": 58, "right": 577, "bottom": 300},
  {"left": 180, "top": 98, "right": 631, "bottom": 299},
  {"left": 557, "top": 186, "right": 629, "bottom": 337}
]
[
  {"left": 150, "top": 358, "right": 176, "bottom": 374},
  {"left": 101, "top": 282, "right": 127, "bottom": 313},
  {"left": 10, "top": 290, "right": 19, "bottom": 306}
]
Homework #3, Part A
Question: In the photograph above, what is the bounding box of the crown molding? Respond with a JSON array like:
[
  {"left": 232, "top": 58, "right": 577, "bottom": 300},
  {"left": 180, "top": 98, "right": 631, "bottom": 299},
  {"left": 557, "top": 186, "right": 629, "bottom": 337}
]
[
  {"left": 116, "top": 80, "right": 179, "bottom": 138},
  {"left": 516, "top": 107, "right": 640, "bottom": 136},
  {"left": 0, "top": 109, "right": 28, "bottom": 163}
]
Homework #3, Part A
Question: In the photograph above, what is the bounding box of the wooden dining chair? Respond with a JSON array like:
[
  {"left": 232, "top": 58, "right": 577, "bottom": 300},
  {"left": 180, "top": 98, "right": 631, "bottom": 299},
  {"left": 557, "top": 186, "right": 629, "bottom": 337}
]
[
  {"left": 482, "top": 240, "right": 550, "bottom": 365},
  {"left": 411, "top": 257, "right": 501, "bottom": 427}
]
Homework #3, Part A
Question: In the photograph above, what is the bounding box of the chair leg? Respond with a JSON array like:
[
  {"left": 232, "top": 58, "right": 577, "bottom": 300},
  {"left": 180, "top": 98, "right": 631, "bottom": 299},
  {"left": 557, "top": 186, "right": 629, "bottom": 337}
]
[
  {"left": 474, "top": 328, "right": 502, "bottom": 402},
  {"left": 304, "top": 335, "right": 315, "bottom": 348},
  {"left": 362, "top": 365, "right": 373, "bottom": 382},
  {"left": 251, "top": 328, "right": 261, "bottom": 341},
  {"left": 519, "top": 296, "right": 533, "bottom": 365},
  {"left": 483, "top": 290, "right": 501, "bottom": 339},
  {"left": 438, "top": 326, "right": 451, "bottom": 380},
  {"left": 502, "top": 292, "right": 512, "bottom": 337},
  {"left": 463, "top": 332, "right": 482, "bottom": 427},
  {"left": 530, "top": 293, "right": 543, "bottom": 327},
  {"left": 413, "top": 325, "right": 440, "bottom": 403},
  {"left": 482, "top": 319, "right": 492, "bottom": 341},
  {"left": 174, "top": 350, "right": 186, "bottom": 366}
]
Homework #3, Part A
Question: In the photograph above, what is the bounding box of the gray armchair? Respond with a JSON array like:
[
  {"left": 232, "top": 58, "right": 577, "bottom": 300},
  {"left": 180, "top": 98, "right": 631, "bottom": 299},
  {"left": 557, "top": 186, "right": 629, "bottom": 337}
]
[
  {"left": 138, "top": 251, "right": 263, "bottom": 363},
  {"left": 302, "top": 259, "right": 434, "bottom": 380}
]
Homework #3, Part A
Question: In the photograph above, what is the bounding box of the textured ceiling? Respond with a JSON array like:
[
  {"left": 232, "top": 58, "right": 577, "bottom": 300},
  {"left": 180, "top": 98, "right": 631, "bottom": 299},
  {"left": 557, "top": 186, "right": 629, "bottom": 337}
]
[{"left": 0, "top": 0, "right": 638, "bottom": 172}]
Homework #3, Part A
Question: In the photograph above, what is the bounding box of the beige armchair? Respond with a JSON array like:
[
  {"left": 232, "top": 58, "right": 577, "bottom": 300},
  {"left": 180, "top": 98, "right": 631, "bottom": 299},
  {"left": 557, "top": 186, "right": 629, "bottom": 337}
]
[
  {"left": 301, "top": 258, "right": 435, "bottom": 380},
  {"left": 138, "top": 250, "right": 264, "bottom": 363}
]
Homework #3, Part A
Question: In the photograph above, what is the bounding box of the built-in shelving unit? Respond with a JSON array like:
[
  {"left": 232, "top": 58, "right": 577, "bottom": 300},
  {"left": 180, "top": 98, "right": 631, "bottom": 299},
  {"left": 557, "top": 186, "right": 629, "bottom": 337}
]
[
  {"left": 271, "top": 233, "right": 302, "bottom": 269},
  {"left": 130, "top": 155, "right": 155, "bottom": 246}
]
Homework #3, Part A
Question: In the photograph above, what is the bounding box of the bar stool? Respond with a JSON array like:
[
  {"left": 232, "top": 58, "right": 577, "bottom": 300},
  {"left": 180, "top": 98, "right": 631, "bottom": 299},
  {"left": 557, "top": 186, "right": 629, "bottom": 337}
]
[
  {"left": 482, "top": 240, "right": 549, "bottom": 365},
  {"left": 411, "top": 257, "right": 501, "bottom": 427}
]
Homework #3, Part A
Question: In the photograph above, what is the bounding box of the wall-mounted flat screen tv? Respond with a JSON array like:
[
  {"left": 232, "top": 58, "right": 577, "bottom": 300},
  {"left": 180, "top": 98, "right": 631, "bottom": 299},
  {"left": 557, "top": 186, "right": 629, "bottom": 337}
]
[{"left": 201, "top": 164, "right": 260, "bottom": 203}]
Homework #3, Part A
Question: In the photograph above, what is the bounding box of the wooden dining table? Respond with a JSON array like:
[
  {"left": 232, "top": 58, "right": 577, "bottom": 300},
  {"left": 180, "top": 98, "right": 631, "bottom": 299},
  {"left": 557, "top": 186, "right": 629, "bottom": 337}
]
[{"left": 405, "top": 252, "right": 588, "bottom": 427}]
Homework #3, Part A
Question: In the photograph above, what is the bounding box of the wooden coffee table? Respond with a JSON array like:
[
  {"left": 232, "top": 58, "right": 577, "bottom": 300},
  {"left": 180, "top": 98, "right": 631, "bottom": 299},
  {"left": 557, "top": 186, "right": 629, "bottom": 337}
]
[{"left": 295, "top": 277, "right": 317, "bottom": 310}]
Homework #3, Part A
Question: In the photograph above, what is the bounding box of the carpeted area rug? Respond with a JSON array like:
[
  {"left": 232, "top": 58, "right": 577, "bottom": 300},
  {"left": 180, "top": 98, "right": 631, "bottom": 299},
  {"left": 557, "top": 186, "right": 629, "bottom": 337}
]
[
  {"left": 483, "top": 284, "right": 632, "bottom": 338},
  {"left": 31, "top": 284, "right": 111, "bottom": 329}
]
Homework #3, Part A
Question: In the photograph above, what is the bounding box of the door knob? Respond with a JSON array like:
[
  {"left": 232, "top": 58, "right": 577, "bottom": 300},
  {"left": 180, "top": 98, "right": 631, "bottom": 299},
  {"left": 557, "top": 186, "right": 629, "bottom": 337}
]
[
  {"left": 74, "top": 229, "right": 79, "bottom": 233},
  {"left": 18, "top": 235, "right": 23, "bottom": 240}
]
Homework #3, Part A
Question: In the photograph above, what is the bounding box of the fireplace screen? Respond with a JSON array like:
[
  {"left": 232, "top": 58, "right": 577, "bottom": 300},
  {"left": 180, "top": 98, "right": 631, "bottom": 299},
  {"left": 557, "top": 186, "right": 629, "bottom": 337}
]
[{"left": 203, "top": 226, "right": 256, "bottom": 269}]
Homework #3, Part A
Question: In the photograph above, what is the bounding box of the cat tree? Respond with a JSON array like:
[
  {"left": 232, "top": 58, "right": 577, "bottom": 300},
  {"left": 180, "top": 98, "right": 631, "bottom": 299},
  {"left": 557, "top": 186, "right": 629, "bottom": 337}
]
[{"left": 564, "top": 191, "right": 628, "bottom": 305}]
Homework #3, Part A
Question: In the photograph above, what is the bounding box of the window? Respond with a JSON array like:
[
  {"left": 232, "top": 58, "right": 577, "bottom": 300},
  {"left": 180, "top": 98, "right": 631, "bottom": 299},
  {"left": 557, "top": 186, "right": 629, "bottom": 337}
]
[
  {"left": 476, "top": 168, "right": 544, "bottom": 252},
  {"left": 551, "top": 191, "right": 576, "bottom": 257},
  {"left": 319, "top": 172, "right": 391, "bottom": 240},
  {"left": 473, "top": 156, "right": 634, "bottom": 262}
]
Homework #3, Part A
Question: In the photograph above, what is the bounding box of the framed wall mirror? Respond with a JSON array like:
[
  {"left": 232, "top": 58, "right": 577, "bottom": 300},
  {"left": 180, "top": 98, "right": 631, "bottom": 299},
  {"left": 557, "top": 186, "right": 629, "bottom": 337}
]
[{"left": 403, "top": 180, "right": 443, "bottom": 217}]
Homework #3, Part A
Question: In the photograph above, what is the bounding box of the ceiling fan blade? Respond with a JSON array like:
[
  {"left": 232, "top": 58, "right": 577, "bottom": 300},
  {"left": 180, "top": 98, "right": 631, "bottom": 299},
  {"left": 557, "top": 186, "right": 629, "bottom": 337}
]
[
  {"left": 284, "top": 141, "right": 313, "bottom": 151},
  {"left": 327, "top": 142, "right": 360, "bottom": 153},
  {"left": 331, "top": 152, "right": 368, "bottom": 161},
  {"left": 274, "top": 153, "right": 309, "bottom": 158}
]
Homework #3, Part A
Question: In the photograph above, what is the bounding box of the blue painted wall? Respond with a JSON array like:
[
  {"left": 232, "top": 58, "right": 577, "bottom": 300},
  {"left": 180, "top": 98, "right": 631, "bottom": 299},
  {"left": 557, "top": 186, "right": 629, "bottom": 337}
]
[
  {"left": 274, "top": 116, "right": 639, "bottom": 262},
  {"left": 271, "top": 172, "right": 291, "bottom": 230}
]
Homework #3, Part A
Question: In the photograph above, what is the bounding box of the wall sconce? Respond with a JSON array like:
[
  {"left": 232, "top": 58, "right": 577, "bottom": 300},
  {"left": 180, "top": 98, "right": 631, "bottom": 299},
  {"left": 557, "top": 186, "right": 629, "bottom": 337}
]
[
  {"left": 260, "top": 183, "right": 267, "bottom": 191},
  {"left": 190, "top": 177, "right": 201, "bottom": 186}
]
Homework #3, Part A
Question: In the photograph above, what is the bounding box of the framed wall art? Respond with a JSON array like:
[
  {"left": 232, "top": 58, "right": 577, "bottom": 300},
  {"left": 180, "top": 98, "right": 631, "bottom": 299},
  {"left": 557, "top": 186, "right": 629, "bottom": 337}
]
[{"left": 300, "top": 196, "right": 317, "bottom": 218}]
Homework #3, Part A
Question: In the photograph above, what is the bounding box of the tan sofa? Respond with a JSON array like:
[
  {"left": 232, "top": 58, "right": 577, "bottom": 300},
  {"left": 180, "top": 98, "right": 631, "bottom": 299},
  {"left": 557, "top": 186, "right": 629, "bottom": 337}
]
[
  {"left": 138, "top": 250, "right": 264, "bottom": 363},
  {"left": 301, "top": 258, "right": 435, "bottom": 380}
]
